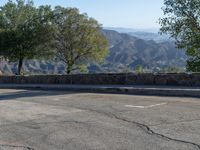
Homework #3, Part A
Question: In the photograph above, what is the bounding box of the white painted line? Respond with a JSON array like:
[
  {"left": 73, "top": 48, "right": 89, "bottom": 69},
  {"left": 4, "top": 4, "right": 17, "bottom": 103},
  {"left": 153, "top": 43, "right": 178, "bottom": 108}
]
[
  {"left": 125, "top": 105, "right": 146, "bottom": 108},
  {"left": 125, "top": 103, "right": 167, "bottom": 109},
  {"left": 147, "top": 103, "right": 167, "bottom": 108}
]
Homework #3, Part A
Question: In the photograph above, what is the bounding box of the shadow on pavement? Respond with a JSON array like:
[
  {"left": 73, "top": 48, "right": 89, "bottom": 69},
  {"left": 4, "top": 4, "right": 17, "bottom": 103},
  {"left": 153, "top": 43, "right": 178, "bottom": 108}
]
[{"left": 0, "top": 90, "right": 74, "bottom": 101}]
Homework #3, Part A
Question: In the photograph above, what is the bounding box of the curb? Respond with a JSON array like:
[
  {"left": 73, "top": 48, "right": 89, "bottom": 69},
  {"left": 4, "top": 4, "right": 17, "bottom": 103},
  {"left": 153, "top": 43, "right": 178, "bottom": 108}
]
[{"left": 0, "top": 84, "right": 200, "bottom": 98}]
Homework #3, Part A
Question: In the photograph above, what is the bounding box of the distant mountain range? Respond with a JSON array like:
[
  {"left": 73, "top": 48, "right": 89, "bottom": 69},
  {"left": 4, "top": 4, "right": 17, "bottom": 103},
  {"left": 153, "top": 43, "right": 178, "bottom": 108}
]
[
  {"left": 89, "top": 30, "right": 186, "bottom": 73},
  {"left": 0, "top": 29, "right": 187, "bottom": 75},
  {"left": 104, "top": 27, "right": 170, "bottom": 42},
  {"left": 127, "top": 32, "right": 170, "bottom": 42},
  {"left": 104, "top": 27, "right": 159, "bottom": 33}
]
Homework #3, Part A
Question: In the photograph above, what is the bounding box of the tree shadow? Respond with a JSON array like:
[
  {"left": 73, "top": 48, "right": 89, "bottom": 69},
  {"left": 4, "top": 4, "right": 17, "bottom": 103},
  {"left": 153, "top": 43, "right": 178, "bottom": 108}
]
[{"left": 0, "top": 89, "right": 75, "bottom": 101}]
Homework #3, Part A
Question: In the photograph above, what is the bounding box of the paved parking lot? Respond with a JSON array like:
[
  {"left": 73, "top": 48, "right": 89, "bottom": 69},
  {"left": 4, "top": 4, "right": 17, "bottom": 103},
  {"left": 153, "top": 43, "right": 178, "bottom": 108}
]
[{"left": 0, "top": 89, "right": 200, "bottom": 150}]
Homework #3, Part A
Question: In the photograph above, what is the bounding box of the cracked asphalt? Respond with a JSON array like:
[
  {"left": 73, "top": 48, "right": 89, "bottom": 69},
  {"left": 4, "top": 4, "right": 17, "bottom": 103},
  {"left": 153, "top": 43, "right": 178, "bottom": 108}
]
[{"left": 0, "top": 89, "right": 200, "bottom": 150}]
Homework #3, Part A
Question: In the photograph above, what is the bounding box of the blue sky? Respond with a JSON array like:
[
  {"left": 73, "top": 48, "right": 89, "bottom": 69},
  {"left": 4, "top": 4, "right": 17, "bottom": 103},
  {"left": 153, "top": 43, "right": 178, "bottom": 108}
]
[{"left": 0, "top": 0, "right": 164, "bottom": 29}]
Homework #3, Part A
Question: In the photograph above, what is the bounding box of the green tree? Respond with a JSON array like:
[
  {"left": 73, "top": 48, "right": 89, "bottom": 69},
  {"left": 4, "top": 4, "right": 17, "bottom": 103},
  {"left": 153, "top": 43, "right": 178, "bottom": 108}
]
[
  {"left": 0, "top": 0, "right": 54, "bottom": 75},
  {"left": 135, "top": 65, "right": 144, "bottom": 73},
  {"left": 159, "top": 0, "right": 200, "bottom": 72},
  {"left": 53, "top": 7, "right": 109, "bottom": 74}
]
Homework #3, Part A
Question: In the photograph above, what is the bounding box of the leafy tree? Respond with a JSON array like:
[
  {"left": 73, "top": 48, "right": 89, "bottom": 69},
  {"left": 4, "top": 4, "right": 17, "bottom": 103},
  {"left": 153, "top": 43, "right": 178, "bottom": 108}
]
[
  {"left": 135, "top": 65, "right": 144, "bottom": 73},
  {"left": 159, "top": 0, "right": 200, "bottom": 72},
  {"left": 52, "top": 7, "right": 109, "bottom": 74},
  {"left": 0, "top": 0, "right": 54, "bottom": 75}
]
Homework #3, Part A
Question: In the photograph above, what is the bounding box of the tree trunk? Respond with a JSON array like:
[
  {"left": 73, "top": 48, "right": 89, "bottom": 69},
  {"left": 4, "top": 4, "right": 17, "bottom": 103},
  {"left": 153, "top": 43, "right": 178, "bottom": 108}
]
[
  {"left": 66, "top": 64, "right": 73, "bottom": 74},
  {"left": 17, "top": 58, "right": 23, "bottom": 75}
]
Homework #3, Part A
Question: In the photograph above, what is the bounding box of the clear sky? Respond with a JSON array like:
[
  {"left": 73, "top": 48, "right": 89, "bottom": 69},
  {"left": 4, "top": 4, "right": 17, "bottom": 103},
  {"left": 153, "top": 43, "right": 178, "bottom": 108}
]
[{"left": 0, "top": 0, "right": 164, "bottom": 29}]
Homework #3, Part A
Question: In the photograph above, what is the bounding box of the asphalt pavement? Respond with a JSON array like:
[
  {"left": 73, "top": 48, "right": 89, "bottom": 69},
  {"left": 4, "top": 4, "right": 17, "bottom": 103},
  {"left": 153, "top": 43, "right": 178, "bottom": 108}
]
[{"left": 0, "top": 89, "right": 200, "bottom": 150}]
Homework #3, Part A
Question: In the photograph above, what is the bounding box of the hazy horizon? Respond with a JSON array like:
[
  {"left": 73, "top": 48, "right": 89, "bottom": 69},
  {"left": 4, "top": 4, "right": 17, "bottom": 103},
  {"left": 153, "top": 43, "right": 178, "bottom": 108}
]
[{"left": 104, "top": 27, "right": 160, "bottom": 33}]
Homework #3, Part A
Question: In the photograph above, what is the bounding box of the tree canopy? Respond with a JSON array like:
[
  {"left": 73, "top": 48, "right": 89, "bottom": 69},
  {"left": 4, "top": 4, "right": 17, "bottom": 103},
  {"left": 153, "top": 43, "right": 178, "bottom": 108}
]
[
  {"left": 52, "top": 7, "right": 109, "bottom": 74},
  {"left": 0, "top": 0, "right": 54, "bottom": 75},
  {"left": 0, "top": 1, "right": 109, "bottom": 75},
  {"left": 159, "top": 0, "right": 200, "bottom": 72}
]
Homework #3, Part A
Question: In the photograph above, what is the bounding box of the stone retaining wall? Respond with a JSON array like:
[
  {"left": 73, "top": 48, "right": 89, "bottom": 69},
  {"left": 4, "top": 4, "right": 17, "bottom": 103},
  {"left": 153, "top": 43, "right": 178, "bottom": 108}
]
[{"left": 0, "top": 73, "right": 200, "bottom": 86}]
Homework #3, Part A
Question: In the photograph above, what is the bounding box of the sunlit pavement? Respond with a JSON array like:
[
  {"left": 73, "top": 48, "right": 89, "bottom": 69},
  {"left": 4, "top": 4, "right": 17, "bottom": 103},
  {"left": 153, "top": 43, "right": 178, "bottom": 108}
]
[{"left": 0, "top": 89, "right": 200, "bottom": 150}]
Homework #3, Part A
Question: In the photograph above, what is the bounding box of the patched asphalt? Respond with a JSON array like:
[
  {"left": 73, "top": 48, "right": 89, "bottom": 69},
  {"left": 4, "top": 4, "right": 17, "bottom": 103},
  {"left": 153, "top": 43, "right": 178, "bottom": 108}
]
[{"left": 0, "top": 89, "right": 200, "bottom": 150}]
